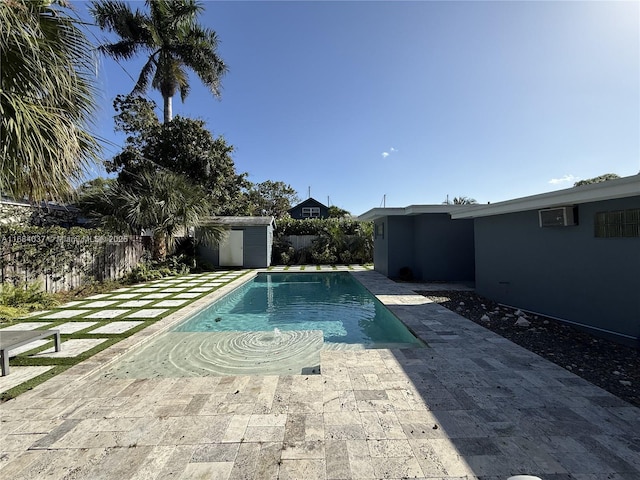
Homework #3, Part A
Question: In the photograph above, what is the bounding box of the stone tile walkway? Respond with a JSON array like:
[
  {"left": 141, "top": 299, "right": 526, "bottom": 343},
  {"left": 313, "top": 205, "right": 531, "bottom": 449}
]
[{"left": 1, "top": 268, "right": 639, "bottom": 479}]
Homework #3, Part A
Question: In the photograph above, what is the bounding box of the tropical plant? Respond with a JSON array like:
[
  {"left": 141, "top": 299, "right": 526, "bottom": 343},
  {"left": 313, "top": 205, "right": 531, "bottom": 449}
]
[
  {"left": 243, "top": 181, "right": 300, "bottom": 219},
  {"left": 0, "top": 0, "right": 100, "bottom": 200},
  {"left": 574, "top": 173, "right": 620, "bottom": 187},
  {"left": 443, "top": 196, "right": 478, "bottom": 205},
  {"left": 106, "top": 95, "right": 248, "bottom": 214},
  {"left": 90, "top": 0, "right": 227, "bottom": 123},
  {"left": 328, "top": 206, "right": 351, "bottom": 218},
  {"left": 271, "top": 218, "right": 373, "bottom": 265},
  {"left": 77, "top": 171, "right": 225, "bottom": 260},
  {"left": 0, "top": 282, "right": 59, "bottom": 322}
]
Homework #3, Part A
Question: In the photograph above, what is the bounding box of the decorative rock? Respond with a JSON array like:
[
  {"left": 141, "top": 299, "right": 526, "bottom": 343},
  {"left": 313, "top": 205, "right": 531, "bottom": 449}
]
[
  {"left": 459, "top": 301, "right": 465, "bottom": 306},
  {"left": 514, "top": 318, "right": 531, "bottom": 327},
  {"left": 613, "top": 371, "right": 621, "bottom": 375},
  {"left": 620, "top": 380, "right": 632, "bottom": 386},
  {"left": 515, "top": 309, "right": 523, "bottom": 316},
  {"left": 480, "top": 314, "right": 490, "bottom": 322}
]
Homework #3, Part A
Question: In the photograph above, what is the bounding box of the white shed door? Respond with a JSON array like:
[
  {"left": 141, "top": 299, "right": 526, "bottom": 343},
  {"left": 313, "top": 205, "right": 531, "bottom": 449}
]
[{"left": 219, "top": 230, "right": 244, "bottom": 267}]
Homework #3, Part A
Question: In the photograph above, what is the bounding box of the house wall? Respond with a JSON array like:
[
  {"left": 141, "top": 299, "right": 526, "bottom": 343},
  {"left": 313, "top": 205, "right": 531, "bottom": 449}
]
[
  {"left": 288, "top": 200, "right": 329, "bottom": 219},
  {"left": 412, "top": 214, "right": 475, "bottom": 281},
  {"left": 474, "top": 196, "right": 640, "bottom": 345},
  {"left": 374, "top": 214, "right": 475, "bottom": 281},
  {"left": 386, "top": 216, "right": 414, "bottom": 278},
  {"left": 197, "top": 225, "right": 272, "bottom": 268},
  {"left": 373, "top": 218, "right": 390, "bottom": 277}
]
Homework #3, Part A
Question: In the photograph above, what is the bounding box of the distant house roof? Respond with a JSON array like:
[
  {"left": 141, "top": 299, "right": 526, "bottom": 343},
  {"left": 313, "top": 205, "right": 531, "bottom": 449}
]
[
  {"left": 203, "top": 216, "right": 275, "bottom": 227},
  {"left": 288, "top": 197, "right": 327, "bottom": 212},
  {"left": 450, "top": 174, "right": 640, "bottom": 219},
  {"left": 358, "top": 204, "right": 479, "bottom": 221}
]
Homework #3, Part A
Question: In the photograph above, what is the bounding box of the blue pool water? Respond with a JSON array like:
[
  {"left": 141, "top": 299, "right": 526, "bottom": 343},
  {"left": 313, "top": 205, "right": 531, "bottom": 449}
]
[{"left": 174, "top": 272, "right": 422, "bottom": 347}]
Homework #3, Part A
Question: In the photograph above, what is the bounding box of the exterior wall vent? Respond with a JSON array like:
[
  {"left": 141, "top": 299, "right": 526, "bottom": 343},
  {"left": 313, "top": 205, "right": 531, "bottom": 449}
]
[{"left": 538, "top": 206, "right": 577, "bottom": 227}]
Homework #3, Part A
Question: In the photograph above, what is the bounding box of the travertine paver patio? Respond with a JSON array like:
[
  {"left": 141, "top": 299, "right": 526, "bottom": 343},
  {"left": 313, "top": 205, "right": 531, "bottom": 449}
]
[{"left": 1, "top": 267, "right": 639, "bottom": 479}]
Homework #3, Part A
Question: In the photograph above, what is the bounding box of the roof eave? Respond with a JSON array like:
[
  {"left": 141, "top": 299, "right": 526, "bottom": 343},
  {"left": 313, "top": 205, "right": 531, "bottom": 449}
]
[{"left": 451, "top": 174, "right": 640, "bottom": 219}]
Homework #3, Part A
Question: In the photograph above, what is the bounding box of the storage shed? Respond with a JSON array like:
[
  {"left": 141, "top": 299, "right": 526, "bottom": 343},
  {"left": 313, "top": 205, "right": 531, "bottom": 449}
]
[{"left": 196, "top": 216, "right": 275, "bottom": 268}]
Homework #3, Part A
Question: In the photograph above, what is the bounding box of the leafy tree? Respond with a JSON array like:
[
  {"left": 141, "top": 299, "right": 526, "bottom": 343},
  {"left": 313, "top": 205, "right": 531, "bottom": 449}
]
[
  {"left": 243, "top": 181, "right": 300, "bottom": 218},
  {"left": 0, "top": 0, "right": 100, "bottom": 200},
  {"left": 443, "top": 196, "right": 477, "bottom": 205},
  {"left": 574, "top": 173, "right": 620, "bottom": 187},
  {"left": 77, "top": 172, "right": 224, "bottom": 260},
  {"left": 328, "top": 206, "right": 351, "bottom": 218},
  {"left": 91, "top": 0, "right": 227, "bottom": 123},
  {"left": 107, "top": 95, "right": 249, "bottom": 214}
]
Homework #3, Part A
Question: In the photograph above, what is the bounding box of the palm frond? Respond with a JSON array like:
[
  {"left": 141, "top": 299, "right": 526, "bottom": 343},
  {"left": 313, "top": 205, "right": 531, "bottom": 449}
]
[
  {"left": 1, "top": 0, "right": 100, "bottom": 200},
  {"left": 133, "top": 56, "right": 157, "bottom": 95}
]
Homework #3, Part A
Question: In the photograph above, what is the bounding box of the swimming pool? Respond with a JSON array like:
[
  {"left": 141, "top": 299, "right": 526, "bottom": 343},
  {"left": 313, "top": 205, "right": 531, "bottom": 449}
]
[
  {"left": 104, "top": 272, "right": 423, "bottom": 377},
  {"left": 174, "top": 272, "right": 422, "bottom": 347}
]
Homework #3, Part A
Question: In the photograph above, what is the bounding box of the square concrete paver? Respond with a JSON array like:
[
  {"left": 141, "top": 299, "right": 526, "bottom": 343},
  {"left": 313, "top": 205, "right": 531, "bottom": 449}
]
[
  {"left": 55, "top": 322, "right": 99, "bottom": 334},
  {"left": 118, "top": 300, "right": 154, "bottom": 308},
  {"left": 4, "top": 339, "right": 49, "bottom": 356},
  {"left": 83, "top": 300, "right": 119, "bottom": 308},
  {"left": 35, "top": 339, "right": 108, "bottom": 358},
  {"left": 125, "top": 308, "right": 168, "bottom": 318},
  {"left": 139, "top": 293, "right": 173, "bottom": 300},
  {"left": 40, "top": 310, "right": 90, "bottom": 319},
  {"left": 90, "top": 321, "right": 144, "bottom": 334},
  {"left": 173, "top": 292, "right": 202, "bottom": 299},
  {"left": 0, "top": 322, "right": 52, "bottom": 331},
  {"left": 154, "top": 299, "right": 188, "bottom": 307},
  {"left": 84, "top": 310, "right": 130, "bottom": 319},
  {"left": 110, "top": 293, "right": 140, "bottom": 300}
]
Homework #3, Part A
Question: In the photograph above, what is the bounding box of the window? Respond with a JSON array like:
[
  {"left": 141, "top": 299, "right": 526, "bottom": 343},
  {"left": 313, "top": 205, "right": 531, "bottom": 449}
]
[
  {"left": 374, "top": 222, "right": 384, "bottom": 239},
  {"left": 594, "top": 209, "right": 640, "bottom": 238},
  {"left": 302, "top": 207, "right": 320, "bottom": 218}
]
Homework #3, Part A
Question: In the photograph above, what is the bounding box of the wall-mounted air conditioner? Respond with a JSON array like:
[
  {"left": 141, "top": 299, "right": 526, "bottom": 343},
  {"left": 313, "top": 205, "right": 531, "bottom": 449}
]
[{"left": 538, "top": 206, "right": 577, "bottom": 227}]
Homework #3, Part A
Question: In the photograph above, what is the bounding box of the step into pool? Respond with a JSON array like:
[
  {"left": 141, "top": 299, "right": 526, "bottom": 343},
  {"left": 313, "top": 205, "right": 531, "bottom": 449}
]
[{"left": 104, "top": 272, "right": 424, "bottom": 377}]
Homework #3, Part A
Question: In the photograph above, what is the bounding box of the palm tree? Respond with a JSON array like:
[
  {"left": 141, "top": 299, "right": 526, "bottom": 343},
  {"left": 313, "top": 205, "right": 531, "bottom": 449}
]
[
  {"left": 0, "top": 0, "right": 100, "bottom": 200},
  {"left": 90, "top": 0, "right": 227, "bottom": 123},
  {"left": 78, "top": 171, "right": 225, "bottom": 261},
  {"left": 443, "top": 196, "right": 478, "bottom": 205}
]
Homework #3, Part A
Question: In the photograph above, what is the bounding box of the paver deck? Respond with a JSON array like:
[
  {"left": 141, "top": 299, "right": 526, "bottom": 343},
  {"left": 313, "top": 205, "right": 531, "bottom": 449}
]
[{"left": 1, "top": 269, "right": 638, "bottom": 479}]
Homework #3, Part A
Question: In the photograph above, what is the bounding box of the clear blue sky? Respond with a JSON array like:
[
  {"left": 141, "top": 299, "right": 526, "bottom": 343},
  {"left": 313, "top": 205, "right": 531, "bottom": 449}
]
[{"left": 81, "top": 0, "right": 640, "bottom": 216}]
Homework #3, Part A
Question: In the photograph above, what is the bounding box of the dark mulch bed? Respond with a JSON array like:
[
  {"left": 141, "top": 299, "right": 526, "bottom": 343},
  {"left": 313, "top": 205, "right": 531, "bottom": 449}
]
[{"left": 417, "top": 290, "right": 640, "bottom": 408}]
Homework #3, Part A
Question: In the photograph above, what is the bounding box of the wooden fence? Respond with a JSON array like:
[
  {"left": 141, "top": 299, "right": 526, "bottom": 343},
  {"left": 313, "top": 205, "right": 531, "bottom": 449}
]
[{"left": 0, "top": 236, "right": 148, "bottom": 293}]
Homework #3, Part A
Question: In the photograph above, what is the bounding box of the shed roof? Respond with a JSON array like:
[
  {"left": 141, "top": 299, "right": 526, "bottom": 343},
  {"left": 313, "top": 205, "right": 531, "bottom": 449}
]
[
  {"left": 203, "top": 216, "right": 275, "bottom": 227},
  {"left": 450, "top": 174, "right": 640, "bottom": 219}
]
